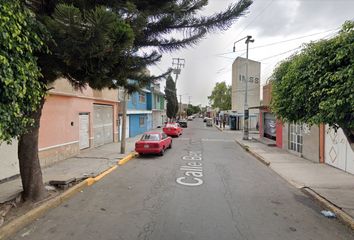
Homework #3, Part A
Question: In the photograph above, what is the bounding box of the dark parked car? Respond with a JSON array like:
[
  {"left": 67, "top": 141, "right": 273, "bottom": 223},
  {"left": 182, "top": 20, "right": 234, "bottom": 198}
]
[{"left": 179, "top": 120, "right": 188, "bottom": 128}]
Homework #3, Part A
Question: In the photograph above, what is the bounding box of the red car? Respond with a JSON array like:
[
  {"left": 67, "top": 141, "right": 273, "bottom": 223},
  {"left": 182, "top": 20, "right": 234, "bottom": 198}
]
[
  {"left": 163, "top": 123, "right": 183, "bottom": 137},
  {"left": 135, "top": 132, "right": 172, "bottom": 156}
]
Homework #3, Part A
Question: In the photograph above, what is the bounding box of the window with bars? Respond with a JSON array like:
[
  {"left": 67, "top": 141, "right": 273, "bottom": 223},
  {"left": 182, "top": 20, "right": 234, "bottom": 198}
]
[
  {"left": 288, "top": 123, "right": 303, "bottom": 153},
  {"left": 139, "top": 93, "right": 145, "bottom": 103}
]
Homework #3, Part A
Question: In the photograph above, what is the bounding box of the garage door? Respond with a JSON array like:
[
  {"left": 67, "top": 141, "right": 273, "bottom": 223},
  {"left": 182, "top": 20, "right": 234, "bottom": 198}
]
[
  {"left": 93, "top": 105, "right": 113, "bottom": 147},
  {"left": 79, "top": 113, "right": 90, "bottom": 149}
]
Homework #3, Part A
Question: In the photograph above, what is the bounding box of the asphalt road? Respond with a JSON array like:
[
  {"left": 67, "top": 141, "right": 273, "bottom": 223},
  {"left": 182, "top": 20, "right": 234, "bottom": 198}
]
[{"left": 12, "top": 119, "right": 354, "bottom": 240}]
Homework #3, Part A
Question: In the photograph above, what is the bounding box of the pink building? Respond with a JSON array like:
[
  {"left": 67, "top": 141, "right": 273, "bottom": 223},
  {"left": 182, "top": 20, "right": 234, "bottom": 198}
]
[{"left": 38, "top": 78, "right": 119, "bottom": 167}]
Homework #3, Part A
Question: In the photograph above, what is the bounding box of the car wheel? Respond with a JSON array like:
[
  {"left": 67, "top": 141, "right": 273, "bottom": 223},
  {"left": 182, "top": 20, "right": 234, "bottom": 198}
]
[
  {"left": 168, "top": 142, "right": 172, "bottom": 149},
  {"left": 159, "top": 148, "right": 165, "bottom": 156}
]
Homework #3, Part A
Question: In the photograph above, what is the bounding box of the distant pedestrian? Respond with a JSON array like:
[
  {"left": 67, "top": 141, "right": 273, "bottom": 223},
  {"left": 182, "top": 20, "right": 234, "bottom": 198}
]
[
  {"left": 256, "top": 121, "right": 259, "bottom": 131},
  {"left": 222, "top": 118, "right": 226, "bottom": 129}
]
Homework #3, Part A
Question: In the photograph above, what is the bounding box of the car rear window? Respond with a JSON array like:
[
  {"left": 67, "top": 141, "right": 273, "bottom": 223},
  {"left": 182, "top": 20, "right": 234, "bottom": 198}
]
[
  {"left": 166, "top": 124, "right": 177, "bottom": 128},
  {"left": 141, "top": 134, "right": 160, "bottom": 141}
]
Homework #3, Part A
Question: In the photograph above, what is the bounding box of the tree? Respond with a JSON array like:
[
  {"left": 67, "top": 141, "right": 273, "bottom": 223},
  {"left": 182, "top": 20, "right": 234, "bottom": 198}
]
[
  {"left": 165, "top": 75, "right": 178, "bottom": 119},
  {"left": 208, "top": 82, "right": 232, "bottom": 110},
  {"left": 271, "top": 21, "right": 354, "bottom": 142},
  {"left": 187, "top": 104, "right": 201, "bottom": 116},
  {"left": 0, "top": 0, "right": 48, "bottom": 200},
  {"left": 17, "top": 0, "right": 252, "bottom": 201}
]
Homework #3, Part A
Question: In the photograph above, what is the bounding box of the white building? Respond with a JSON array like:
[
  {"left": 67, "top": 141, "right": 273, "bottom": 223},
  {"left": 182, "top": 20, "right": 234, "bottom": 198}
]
[{"left": 231, "top": 57, "right": 261, "bottom": 129}]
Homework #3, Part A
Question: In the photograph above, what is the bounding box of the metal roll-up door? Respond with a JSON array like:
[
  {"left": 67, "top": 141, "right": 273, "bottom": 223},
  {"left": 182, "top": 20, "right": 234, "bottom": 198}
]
[
  {"left": 93, "top": 105, "right": 113, "bottom": 147},
  {"left": 264, "top": 113, "right": 276, "bottom": 140}
]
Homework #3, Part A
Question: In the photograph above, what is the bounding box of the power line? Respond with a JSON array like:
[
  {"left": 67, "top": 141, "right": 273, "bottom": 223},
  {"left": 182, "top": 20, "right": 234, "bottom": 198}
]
[
  {"left": 221, "top": 0, "right": 275, "bottom": 50},
  {"left": 257, "top": 46, "right": 302, "bottom": 62},
  {"left": 235, "top": 0, "right": 275, "bottom": 38},
  {"left": 214, "top": 27, "right": 340, "bottom": 56}
]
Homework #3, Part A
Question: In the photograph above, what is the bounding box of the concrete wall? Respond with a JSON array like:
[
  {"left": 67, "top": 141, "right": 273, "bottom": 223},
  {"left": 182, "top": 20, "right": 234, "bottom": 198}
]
[
  {"left": 0, "top": 140, "right": 19, "bottom": 181},
  {"left": 282, "top": 123, "right": 320, "bottom": 162},
  {"left": 302, "top": 125, "right": 320, "bottom": 163},
  {"left": 282, "top": 123, "right": 289, "bottom": 152},
  {"left": 232, "top": 57, "right": 261, "bottom": 115}
]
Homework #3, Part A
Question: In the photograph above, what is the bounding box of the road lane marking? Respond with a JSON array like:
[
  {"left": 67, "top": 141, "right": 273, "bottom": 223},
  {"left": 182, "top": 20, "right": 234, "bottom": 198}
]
[
  {"left": 176, "top": 151, "right": 204, "bottom": 186},
  {"left": 201, "top": 138, "right": 234, "bottom": 142}
]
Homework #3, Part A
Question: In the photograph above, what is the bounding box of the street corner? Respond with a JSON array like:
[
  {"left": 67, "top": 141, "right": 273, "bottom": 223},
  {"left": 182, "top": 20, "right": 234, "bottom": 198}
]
[{"left": 118, "top": 152, "right": 138, "bottom": 166}]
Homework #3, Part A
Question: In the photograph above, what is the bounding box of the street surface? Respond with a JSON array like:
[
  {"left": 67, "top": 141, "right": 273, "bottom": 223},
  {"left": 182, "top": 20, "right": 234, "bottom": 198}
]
[{"left": 12, "top": 119, "right": 354, "bottom": 240}]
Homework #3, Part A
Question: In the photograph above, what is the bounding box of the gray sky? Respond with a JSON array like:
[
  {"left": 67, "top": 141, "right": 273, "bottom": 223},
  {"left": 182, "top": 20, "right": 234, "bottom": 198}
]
[{"left": 148, "top": 0, "right": 354, "bottom": 106}]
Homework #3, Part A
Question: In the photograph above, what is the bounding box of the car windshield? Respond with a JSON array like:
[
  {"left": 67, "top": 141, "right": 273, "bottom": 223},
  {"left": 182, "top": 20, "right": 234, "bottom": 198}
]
[
  {"left": 141, "top": 134, "right": 160, "bottom": 141},
  {"left": 166, "top": 124, "right": 177, "bottom": 128}
]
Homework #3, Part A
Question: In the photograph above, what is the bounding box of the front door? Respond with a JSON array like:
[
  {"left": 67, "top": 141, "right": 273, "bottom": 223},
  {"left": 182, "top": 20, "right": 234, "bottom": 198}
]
[
  {"left": 79, "top": 114, "right": 90, "bottom": 149},
  {"left": 288, "top": 123, "right": 303, "bottom": 154}
]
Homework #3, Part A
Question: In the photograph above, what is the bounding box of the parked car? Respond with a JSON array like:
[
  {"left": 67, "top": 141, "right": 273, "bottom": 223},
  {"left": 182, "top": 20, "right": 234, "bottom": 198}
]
[
  {"left": 163, "top": 123, "right": 183, "bottom": 137},
  {"left": 179, "top": 120, "right": 188, "bottom": 128},
  {"left": 135, "top": 132, "right": 172, "bottom": 156},
  {"left": 187, "top": 116, "right": 193, "bottom": 121},
  {"left": 206, "top": 118, "right": 213, "bottom": 127}
]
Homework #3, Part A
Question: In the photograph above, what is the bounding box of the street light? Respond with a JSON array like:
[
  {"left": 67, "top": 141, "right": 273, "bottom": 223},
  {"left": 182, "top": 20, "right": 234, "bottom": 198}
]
[{"left": 233, "top": 35, "right": 254, "bottom": 140}]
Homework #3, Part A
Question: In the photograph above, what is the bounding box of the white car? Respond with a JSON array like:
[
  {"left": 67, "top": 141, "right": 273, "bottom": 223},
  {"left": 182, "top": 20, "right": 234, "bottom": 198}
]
[{"left": 187, "top": 116, "right": 193, "bottom": 121}]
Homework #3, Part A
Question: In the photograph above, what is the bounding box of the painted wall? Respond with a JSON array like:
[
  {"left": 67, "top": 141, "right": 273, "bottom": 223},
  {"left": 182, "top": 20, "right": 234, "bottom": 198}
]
[
  {"left": 129, "top": 114, "right": 148, "bottom": 137},
  {"left": 0, "top": 140, "right": 19, "bottom": 181},
  {"left": 302, "top": 125, "right": 320, "bottom": 163},
  {"left": 38, "top": 78, "right": 119, "bottom": 167},
  {"left": 127, "top": 92, "right": 148, "bottom": 110}
]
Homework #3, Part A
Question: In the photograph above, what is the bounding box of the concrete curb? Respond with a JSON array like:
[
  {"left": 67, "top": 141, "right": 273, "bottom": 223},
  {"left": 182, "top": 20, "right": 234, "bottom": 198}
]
[
  {"left": 234, "top": 138, "right": 354, "bottom": 230},
  {"left": 214, "top": 124, "right": 223, "bottom": 132},
  {"left": 301, "top": 187, "right": 354, "bottom": 230},
  {"left": 234, "top": 139, "right": 270, "bottom": 166},
  {"left": 0, "top": 152, "right": 138, "bottom": 239},
  {"left": 118, "top": 152, "right": 138, "bottom": 166},
  {"left": 0, "top": 179, "right": 89, "bottom": 240}
]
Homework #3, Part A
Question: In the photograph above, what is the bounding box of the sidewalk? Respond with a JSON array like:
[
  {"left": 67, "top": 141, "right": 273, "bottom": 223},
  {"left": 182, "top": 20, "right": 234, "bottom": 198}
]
[
  {"left": 232, "top": 130, "right": 354, "bottom": 223},
  {"left": 0, "top": 135, "right": 141, "bottom": 204}
]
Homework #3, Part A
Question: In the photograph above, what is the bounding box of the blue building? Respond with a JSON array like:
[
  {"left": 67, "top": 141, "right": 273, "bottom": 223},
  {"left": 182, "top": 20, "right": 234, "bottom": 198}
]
[
  {"left": 147, "top": 83, "right": 166, "bottom": 129},
  {"left": 118, "top": 81, "right": 166, "bottom": 140},
  {"left": 126, "top": 89, "right": 153, "bottom": 138}
]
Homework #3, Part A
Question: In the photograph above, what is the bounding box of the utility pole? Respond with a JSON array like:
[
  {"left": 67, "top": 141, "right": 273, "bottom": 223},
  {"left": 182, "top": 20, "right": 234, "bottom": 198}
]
[
  {"left": 120, "top": 89, "right": 127, "bottom": 154},
  {"left": 172, "top": 58, "right": 185, "bottom": 86},
  {"left": 179, "top": 94, "right": 182, "bottom": 119},
  {"left": 188, "top": 96, "right": 191, "bottom": 105},
  {"left": 233, "top": 35, "right": 254, "bottom": 140}
]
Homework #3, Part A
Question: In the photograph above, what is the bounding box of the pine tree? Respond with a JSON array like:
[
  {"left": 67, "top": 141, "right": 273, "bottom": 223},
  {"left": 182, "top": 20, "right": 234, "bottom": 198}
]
[{"left": 16, "top": 0, "right": 253, "bottom": 201}]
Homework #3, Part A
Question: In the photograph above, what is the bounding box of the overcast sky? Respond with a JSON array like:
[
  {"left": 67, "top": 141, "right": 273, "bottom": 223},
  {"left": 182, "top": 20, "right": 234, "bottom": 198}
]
[{"left": 148, "top": 0, "right": 354, "bottom": 106}]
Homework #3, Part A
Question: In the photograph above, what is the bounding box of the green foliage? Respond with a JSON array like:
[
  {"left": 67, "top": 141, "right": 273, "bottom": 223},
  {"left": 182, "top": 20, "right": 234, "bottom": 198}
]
[
  {"left": 208, "top": 82, "right": 232, "bottom": 110},
  {"left": 0, "top": 0, "right": 46, "bottom": 142},
  {"left": 187, "top": 104, "right": 201, "bottom": 116},
  {"left": 271, "top": 21, "right": 354, "bottom": 140},
  {"left": 27, "top": 0, "right": 253, "bottom": 87},
  {"left": 41, "top": 4, "right": 135, "bottom": 88},
  {"left": 165, "top": 75, "right": 178, "bottom": 119}
]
